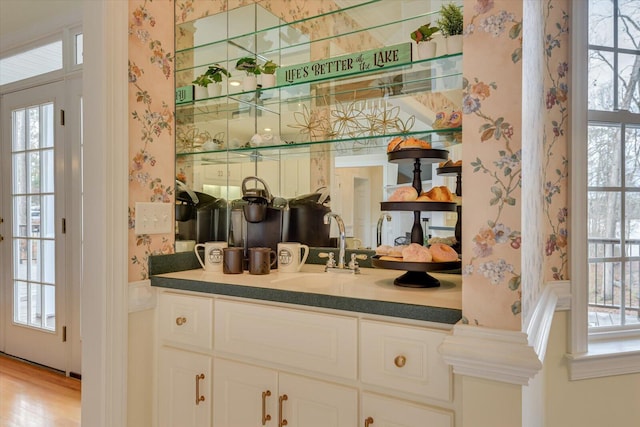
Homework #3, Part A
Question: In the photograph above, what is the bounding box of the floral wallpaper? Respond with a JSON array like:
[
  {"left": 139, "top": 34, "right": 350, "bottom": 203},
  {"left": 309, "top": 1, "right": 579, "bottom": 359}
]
[
  {"left": 127, "top": 0, "right": 571, "bottom": 331},
  {"left": 461, "top": 0, "right": 569, "bottom": 329},
  {"left": 128, "top": 0, "right": 175, "bottom": 280}
]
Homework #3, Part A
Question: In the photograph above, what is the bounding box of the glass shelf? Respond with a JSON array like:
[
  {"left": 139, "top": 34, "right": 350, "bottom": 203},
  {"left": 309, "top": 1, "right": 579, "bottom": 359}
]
[
  {"left": 175, "top": 0, "right": 447, "bottom": 59},
  {"left": 176, "top": 127, "right": 462, "bottom": 163},
  {"left": 177, "top": 54, "right": 462, "bottom": 118}
]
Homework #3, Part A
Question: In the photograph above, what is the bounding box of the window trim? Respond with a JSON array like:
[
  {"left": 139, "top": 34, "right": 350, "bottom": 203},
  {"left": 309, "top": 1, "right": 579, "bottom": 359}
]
[{"left": 569, "top": 0, "right": 640, "bottom": 379}]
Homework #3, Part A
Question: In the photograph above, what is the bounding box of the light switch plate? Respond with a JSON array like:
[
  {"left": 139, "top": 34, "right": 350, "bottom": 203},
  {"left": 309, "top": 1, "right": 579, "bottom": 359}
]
[{"left": 135, "top": 202, "right": 173, "bottom": 235}]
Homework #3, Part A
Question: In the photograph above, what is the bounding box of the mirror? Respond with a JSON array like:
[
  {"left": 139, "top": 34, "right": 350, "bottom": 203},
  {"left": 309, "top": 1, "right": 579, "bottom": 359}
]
[{"left": 175, "top": 1, "right": 462, "bottom": 250}]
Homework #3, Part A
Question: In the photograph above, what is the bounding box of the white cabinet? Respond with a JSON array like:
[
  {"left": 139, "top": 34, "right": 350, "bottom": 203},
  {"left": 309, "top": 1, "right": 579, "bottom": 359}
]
[
  {"left": 214, "top": 358, "right": 358, "bottom": 427},
  {"left": 214, "top": 299, "right": 358, "bottom": 380},
  {"left": 360, "top": 319, "right": 452, "bottom": 402},
  {"left": 361, "top": 393, "right": 453, "bottom": 427},
  {"left": 158, "top": 347, "right": 212, "bottom": 427},
  {"left": 155, "top": 290, "right": 458, "bottom": 427}
]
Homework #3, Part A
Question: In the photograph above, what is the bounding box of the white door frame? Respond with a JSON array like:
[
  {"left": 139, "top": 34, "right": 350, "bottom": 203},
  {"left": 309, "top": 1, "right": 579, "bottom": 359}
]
[{"left": 81, "top": 1, "right": 128, "bottom": 426}]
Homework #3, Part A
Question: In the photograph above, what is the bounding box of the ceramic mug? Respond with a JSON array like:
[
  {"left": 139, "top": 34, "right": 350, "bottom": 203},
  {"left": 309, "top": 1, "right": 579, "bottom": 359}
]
[
  {"left": 345, "top": 237, "right": 362, "bottom": 249},
  {"left": 277, "top": 242, "right": 310, "bottom": 273},
  {"left": 222, "top": 247, "right": 244, "bottom": 274},
  {"left": 194, "top": 241, "right": 228, "bottom": 272},
  {"left": 248, "top": 247, "right": 277, "bottom": 275}
]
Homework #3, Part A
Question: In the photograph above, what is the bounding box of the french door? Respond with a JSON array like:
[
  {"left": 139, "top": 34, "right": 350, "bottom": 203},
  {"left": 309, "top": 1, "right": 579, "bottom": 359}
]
[{"left": 1, "top": 81, "right": 67, "bottom": 370}]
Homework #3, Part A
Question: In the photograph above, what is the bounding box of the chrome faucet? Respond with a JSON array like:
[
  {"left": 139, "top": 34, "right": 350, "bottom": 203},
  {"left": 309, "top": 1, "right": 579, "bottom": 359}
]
[
  {"left": 323, "top": 212, "right": 346, "bottom": 269},
  {"left": 376, "top": 213, "right": 392, "bottom": 246}
]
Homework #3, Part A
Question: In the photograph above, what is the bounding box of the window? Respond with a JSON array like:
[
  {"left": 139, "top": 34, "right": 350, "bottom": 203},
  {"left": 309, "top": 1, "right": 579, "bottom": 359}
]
[
  {"left": 587, "top": 0, "right": 640, "bottom": 332},
  {"left": 570, "top": 0, "right": 640, "bottom": 379},
  {"left": 0, "top": 40, "right": 63, "bottom": 86}
]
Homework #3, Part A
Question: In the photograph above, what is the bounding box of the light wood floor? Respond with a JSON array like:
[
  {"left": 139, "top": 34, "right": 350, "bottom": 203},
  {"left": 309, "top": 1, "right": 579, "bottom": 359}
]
[{"left": 0, "top": 353, "right": 81, "bottom": 427}]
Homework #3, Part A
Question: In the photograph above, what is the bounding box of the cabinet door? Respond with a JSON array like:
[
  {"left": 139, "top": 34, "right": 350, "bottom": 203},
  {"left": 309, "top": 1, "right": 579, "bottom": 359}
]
[
  {"left": 361, "top": 392, "right": 453, "bottom": 427},
  {"left": 158, "top": 347, "right": 212, "bottom": 427},
  {"left": 278, "top": 372, "right": 358, "bottom": 427},
  {"left": 213, "top": 358, "right": 278, "bottom": 427}
]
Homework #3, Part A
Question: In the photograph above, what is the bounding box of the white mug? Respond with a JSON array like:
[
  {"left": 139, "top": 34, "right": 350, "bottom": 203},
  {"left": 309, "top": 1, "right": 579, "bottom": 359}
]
[
  {"left": 194, "top": 241, "right": 228, "bottom": 272},
  {"left": 175, "top": 240, "right": 196, "bottom": 253},
  {"left": 277, "top": 242, "right": 309, "bottom": 273}
]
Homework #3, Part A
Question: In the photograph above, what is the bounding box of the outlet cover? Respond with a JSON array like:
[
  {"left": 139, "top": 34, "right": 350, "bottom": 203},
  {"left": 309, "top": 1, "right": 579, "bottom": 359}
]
[{"left": 135, "top": 202, "right": 173, "bottom": 235}]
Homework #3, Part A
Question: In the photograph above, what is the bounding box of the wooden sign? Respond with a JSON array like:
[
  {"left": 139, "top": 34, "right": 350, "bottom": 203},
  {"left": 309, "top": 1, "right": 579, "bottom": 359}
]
[{"left": 277, "top": 43, "right": 412, "bottom": 86}]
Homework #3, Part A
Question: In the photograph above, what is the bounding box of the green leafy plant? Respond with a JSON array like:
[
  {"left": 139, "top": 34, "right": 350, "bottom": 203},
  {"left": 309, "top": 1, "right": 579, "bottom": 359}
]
[
  {"left": 260, "top": 60, "right": 278, "bottom": 75},
  {"left": 437, "top": 3, "right": 463, "bottom": 37},
  {"left": 410, "top": 23, "right": 439, "bottom": 43},
  {"left": 192, "top": 64, "right": 231, "bottom": 87},
  {"left": 235, "top": 57, "right": 261, "bottom": 75}
]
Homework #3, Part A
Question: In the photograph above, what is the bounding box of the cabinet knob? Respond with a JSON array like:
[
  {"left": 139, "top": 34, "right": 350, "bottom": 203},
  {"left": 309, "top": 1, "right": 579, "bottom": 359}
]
[
  {"left": 365, "top": 416, "right": 375, "bottom": 427},
  {"left": 176, "top": 316, "right": 187, "bottom": 326},
  {"left": 394, "top": 355, "right": 406, "bottom": 368}
]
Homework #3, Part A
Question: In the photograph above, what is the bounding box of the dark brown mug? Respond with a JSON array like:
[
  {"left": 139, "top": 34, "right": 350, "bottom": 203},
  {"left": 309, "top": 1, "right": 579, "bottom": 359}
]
[
  {"left": 248, "top": 247, "right": 277, "bottom": 275},
  {"left": 223, "top": 247, "right": 244, "bottom": 274}
]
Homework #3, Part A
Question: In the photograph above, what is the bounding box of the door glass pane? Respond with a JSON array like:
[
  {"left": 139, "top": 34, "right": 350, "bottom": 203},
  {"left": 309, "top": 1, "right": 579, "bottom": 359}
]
[
  {"left": 41, "top": 195, "right": 54, "bottom": 239},
  {"left": 588, "top": 49, "right": 614, "bottom": 111},
  {"left": 29, "top": 283, "right": 42, "bottom": 327},
  {"left": 42, "top": 240, "right": 55, "bottom": 284},
  {"left": 14, "top": 281, "right": 28, "bottom": 325},
  {"left": 28, "top": 107, "right": 40, "bottom": 149},
  {"left": 43, "top": 285, "right": 56, "bottom": 331},
  {"left": 618, "top": 53, "right": 639, "bottom": 113},
  {"left": 588, "top": 191, "right": 621, "bottom": 239},
  {"left": 41, "top": 149, "right": 54, "bottom": 192},
  {"left": 589, "top": 0, "right": 613, "bottom": 47},
  {"left": 12, "top": 110, "right": 26, "bottom": 150},
  {"left": 41, "top": 104, "right": 54, "bottom": 148},
  {"left": 10, "top": 101, "right": 56, "bottom": 333},
  {"left": 13, "top": 239, "right": 27, "bottom": 280},
  {"left": 29, "top": 151, "right": 40, "bottom": 193},
  {"left": 12, "top": 152, "right": 26, "bottom": 194},
  {"left": 29, "top": 240, "right": 41, "bottom": 282}
]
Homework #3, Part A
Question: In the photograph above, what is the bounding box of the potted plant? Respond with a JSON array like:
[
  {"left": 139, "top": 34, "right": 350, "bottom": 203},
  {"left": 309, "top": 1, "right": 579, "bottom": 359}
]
[
  {"left": 192, "top": 72, "right": 212, "bottom": 99},
  {"left": 437, "top": 3, "right": 463, "bottom": 54},
  {"left": 410, "top": 22, "right": 439, "bottom": 59},
  {"left": 205, "top": 64, "right": 231, "bottom": 97},
  {"left": 235, "top": 56, "right": 261, "bottom": 91},
  {"left": 260, "top": 60, "right": 278, "bottom": 88}
]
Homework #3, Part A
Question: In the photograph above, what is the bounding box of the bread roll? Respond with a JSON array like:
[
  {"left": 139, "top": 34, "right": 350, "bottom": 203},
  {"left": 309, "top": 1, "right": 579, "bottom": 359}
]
[
  {"left": 424, "top": 186, "right": 454, "bottom": 202},
  {"left": 387, "top": 136, "right": 404, "bottom": 153},
  {"left": 375, "top": 245, "right": 393, "bottom": 256},
  {"left": 387, "top": 245, "right": 406, "bottom": 258},
  {"left": 389, "top": 186, "right": 418, "bottom": 201},
  {"left": 429, "top": 243, "right": 458, "bottom": 262},
  {"left": 402, "top": 243, "right": 432, "bottom": 262},
  {"left": 401, "top": 137, "right": 431, "bottom": 149}
]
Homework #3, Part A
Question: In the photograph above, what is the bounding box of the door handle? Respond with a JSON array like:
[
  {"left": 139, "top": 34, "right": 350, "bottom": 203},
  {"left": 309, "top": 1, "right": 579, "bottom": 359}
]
[
  {"left": 262, "top": 390, "right": 272, "bottom": 425},
  {"left": 195, "top": 373, "right": 205, "bottom": 405},
  {"left": 278, "top": 394, "right": 288, "bottom": 426},
  {"left": 365, "top": 416, "right": 374, "bottom": 427}
]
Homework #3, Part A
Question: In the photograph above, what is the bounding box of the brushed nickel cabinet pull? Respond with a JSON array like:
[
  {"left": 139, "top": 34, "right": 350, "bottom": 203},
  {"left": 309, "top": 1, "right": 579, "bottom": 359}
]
[
  {"left": 176, "top": 316, "right": 187, "bottom": 326},
  {"left": 195, "top": 373, "right": 205, "bottom": 405},
  {"left": 365, "top": 416, "right": 374, "bottom": 427},
  {"left": 262, "top": 390, "right": 272, "bottom": 425},
  {"left": 278, "top": 394, "right": 288, "bottom": 427},
  {"left": 394, "top": 355, "right": 406, "bottom": 368}
]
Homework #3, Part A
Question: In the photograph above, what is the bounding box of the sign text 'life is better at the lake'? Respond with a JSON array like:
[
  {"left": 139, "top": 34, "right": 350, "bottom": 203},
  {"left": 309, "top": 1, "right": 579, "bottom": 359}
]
[{"left": 277, "top": 43, "right": 412, "bottom": 86}]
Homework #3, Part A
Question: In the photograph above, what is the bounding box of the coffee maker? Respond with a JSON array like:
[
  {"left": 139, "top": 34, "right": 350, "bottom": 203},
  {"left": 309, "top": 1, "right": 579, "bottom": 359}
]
[
  {"left": 175, "top": 181, "right": 227, "bottom": 243},
  {"left": 230, "top": 176, "right": 288, "bottom": 254}
]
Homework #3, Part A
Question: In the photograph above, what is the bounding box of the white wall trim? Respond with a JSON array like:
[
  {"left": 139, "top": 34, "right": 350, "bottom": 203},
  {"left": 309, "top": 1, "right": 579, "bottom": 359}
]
[
  {"left": 440, "top": 281, "right": 569, "bottom": 385},
  {"left": 129, "top": 280, "right": 157, "bottom": 313},
  {"left": 81, "top": 1, "right": 128, "bottom": 426}
]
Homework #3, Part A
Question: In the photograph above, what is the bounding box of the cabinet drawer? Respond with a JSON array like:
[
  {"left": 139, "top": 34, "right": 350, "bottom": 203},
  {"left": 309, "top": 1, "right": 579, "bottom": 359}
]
[
  {"left": 361, "top": 392, "right": 453, "bottom": 427},
  {"left": 360, "top": 320, "right": 451, "bottom": 401},
  {"left": 158, "top": 292, "right": 213, "bottom": 351},
  {"left": 215, "top": 299, "right": 358, "bottom": 379}
]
